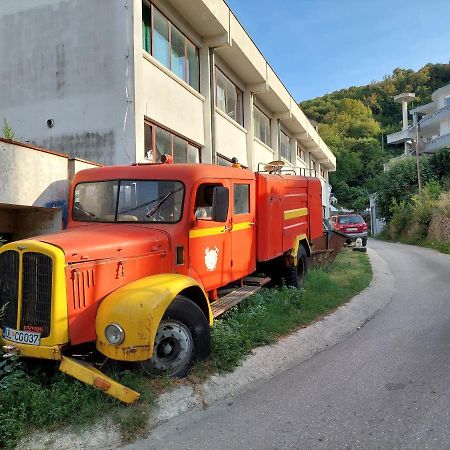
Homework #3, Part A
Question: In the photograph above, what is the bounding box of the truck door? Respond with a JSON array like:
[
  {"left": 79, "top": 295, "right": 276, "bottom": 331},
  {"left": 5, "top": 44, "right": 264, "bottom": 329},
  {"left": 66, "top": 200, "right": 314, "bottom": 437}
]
[
  {"left": 189, "top": 181, "right": 232, "bottom": 291},
  {"left": 231, "top": 180, "right": 256, "bottom": 280}
]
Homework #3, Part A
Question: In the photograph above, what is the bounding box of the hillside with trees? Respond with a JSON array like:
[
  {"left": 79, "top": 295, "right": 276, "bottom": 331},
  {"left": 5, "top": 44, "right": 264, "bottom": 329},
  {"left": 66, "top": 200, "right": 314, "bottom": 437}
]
[{"left": 300, "top": 63, "right": 450, "bottom": 211}]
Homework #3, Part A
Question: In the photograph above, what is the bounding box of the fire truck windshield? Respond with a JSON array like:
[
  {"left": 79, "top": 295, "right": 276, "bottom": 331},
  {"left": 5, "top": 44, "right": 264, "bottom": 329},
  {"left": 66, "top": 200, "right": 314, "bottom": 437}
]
[{"left": 73, "top": 180, "right": 184, "bottom": 223}]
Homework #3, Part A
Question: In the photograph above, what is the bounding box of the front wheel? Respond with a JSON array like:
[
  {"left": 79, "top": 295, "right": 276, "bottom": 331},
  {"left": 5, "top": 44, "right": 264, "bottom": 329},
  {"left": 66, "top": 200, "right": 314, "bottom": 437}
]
[{"left": 139, "top": 296, "right": 210, "bottom": 378}]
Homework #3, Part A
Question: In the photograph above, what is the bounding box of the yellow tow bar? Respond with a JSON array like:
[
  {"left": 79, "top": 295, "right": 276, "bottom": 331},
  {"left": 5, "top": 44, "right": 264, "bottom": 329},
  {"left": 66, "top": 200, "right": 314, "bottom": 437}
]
[{"left": 59, "top": 356, "right": 140, "bottom": 404}]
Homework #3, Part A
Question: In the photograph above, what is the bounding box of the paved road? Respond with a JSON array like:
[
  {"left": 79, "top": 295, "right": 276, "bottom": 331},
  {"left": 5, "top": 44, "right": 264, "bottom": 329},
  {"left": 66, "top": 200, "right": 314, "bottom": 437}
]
[{"left": 127, "top": 240, "right": 450, "bottom": 450}]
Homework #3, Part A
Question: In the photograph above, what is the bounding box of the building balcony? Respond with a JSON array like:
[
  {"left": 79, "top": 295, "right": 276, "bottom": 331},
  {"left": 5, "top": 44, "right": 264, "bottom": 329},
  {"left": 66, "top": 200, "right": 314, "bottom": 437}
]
[
  {"left": 386, "top": 129, "right": 415, "bottom": 144},
  {"left": 419, "top": 105, "right": 450, "bottom": 133},
  {"left": 422, "top": 132, "right": 450, "bottom": 153}
]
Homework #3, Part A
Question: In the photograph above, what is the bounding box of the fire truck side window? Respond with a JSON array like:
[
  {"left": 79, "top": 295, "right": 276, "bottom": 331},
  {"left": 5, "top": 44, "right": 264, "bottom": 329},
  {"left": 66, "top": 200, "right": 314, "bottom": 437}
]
[
  {"left": 194, "top": 183, "right": 221, "bottom": 220},
  {"left": 234, "top": 184, "right": 250, "bottom": 214}
]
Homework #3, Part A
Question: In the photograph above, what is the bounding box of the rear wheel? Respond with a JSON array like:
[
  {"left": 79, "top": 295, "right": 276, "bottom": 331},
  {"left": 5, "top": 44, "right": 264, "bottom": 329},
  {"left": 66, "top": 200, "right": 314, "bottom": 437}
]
[
  {"left": 284, "top": 245, "right": 308, "bottom": 288},
  {"left": 139, "top": 296, "right": 210, "bottom": 378}
]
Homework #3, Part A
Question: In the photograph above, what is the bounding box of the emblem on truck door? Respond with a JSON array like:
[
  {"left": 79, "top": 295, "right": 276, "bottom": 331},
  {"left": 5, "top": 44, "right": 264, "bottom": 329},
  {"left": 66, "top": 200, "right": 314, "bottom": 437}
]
[{"left": 204, "top": 247, "right": 219, "bottom": 271}]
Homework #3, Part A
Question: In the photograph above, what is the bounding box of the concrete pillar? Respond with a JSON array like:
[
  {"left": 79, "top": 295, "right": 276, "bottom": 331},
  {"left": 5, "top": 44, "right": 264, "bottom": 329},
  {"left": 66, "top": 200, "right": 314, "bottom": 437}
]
[
  {"left": 200, "top": 44, "right": 213, "bottom": 164},
  {"left": 402, "top": 100, "right": 409, "bottom": 130},
  {"left": 290, "top": 137, "right": 297, "bottom": 169},
  {"left": 244, "top": 90, "right": 254, "bottom": 170},
  {"left": 131, "top": 0, "right": 143, "bottom": 163},
  {"left": 270, "top": 118, "right": 279, "bottom": 160}
]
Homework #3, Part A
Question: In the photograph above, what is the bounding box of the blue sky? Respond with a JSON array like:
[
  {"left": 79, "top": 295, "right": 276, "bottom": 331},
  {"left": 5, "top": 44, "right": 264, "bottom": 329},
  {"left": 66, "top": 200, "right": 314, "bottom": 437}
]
[{"left": 225, "top": 0, "right": 450, "bottom": 101}]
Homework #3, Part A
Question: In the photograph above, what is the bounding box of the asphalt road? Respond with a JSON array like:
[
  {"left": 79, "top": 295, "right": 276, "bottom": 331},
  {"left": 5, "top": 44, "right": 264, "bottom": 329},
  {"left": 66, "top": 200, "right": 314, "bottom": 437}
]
[{"left": 127, "top": 240, "right": 450, "bottom": 450}]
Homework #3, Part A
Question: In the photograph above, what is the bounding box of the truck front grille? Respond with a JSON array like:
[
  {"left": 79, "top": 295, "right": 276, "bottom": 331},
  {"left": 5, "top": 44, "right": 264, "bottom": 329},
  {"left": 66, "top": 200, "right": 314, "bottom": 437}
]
[
  {"left": 0, "top": 250, "right": 53, "bottom": 338},
  {"left": 0, "top": 250, "right": 20, "bottom": 329},
  {"left": 21, "top": 253, "right": 53, "bottom": 337}
]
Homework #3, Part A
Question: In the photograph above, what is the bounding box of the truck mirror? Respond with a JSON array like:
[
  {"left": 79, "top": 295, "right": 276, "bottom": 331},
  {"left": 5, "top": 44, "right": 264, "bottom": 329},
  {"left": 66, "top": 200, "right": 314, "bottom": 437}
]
[{"left": 211, "top": 186, "right": 229, "bottom": 222}]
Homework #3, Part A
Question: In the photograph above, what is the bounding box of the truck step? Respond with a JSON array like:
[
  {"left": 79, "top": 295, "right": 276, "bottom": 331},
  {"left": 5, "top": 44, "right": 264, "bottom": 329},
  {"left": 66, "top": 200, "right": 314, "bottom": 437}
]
[
  {"left": 243, "top": 276, "right": 271, "bottom": 286},
  {"left": 211, "top": 285, "right": 262, "bottom": 318}
]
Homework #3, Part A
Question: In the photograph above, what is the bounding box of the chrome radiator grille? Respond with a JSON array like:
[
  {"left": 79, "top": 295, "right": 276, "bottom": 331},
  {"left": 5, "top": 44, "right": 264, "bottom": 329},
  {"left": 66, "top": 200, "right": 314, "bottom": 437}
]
[
  {"left": 0, "top": 251, "right": 53, "bottom": 337},
  {"left": 0, "top": 250, "right": 20, "bottom": 329}
]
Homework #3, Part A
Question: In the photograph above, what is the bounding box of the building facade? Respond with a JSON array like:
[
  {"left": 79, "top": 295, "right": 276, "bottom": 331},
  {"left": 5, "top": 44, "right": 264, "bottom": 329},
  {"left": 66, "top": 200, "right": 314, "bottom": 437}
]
[
  {"left": 387, "top": 84, "right": 450, "bottom": 153},
  {"left": 0, "top": 0, "right": 336, "bottom": 214}
]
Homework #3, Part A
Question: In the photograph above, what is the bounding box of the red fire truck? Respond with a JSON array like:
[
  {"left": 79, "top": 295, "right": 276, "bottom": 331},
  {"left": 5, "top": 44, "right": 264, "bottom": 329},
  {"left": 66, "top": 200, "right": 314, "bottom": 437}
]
[{"left": 0, "top": 162, "right": 323, "bottom": 403}]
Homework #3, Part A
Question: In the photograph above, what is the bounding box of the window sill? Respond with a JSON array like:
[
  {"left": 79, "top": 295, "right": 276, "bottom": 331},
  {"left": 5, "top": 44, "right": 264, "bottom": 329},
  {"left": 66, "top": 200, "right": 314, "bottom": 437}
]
[
  {"left": 215, "top": 107, "right": 247, "bottom": 134},
  {"left": 280, "top": 156, "right": 294, "bottom": 166},
  {"left": 254, "top": 137, "right": 274, "bottom": 153},
  {"left": 143, "top": 51, "right": 206, "bottom": 102}
]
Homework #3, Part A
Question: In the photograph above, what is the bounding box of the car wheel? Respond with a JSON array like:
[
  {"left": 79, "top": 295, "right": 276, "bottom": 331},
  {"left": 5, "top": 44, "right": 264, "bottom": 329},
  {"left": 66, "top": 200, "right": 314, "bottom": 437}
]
[
  {"left": 362, "top": 237, "right": 368, "bottom": 246},
  {"left": 139, "top": 296, "right": 210, "bottom": 378}
]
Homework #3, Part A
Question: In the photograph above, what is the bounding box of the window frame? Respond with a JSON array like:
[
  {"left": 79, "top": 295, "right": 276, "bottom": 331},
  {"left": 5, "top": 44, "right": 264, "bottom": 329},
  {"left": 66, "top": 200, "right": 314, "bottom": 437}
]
[
  {"left": 214, "top": 66, "right": 244, "bottom": 126},
  {"left": 253, "top": 105, "right": 271, "bottom": 146},
  {"left": 233, "top": 183, "right": 250, "bottom": 215},
  {"left": 297, "top": 144, "right": 305, "bottom": 161},
  {"left": 144, "top": 120, "right": 201, "bottom": 164},
  {"left": 279, "top": 129, "right": 291, "bottom": 162},
  {"left": 142, "top": 2, "right": 200, "bottom": 91}
]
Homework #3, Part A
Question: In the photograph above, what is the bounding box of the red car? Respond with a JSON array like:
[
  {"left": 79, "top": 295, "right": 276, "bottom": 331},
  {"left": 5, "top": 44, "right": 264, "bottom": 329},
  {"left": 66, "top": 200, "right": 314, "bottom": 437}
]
[{"left": 330, "top": 214, "right": 368, "bottom": 246}]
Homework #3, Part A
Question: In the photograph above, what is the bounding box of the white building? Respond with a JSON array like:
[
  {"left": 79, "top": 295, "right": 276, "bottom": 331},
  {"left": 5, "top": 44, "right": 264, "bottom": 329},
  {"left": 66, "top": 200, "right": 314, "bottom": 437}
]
[
  {"left": 387, "top": 84, "right": 450, "bottom": 153},
  {"left": 0, "top": 0, "right": 336, "bottom": 215}
]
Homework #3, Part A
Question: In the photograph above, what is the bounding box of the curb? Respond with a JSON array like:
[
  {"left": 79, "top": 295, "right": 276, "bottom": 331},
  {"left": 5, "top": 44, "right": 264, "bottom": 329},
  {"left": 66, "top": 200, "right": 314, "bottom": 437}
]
[{"left": 22, "top": 247, "right": 394, "bottom": 450}]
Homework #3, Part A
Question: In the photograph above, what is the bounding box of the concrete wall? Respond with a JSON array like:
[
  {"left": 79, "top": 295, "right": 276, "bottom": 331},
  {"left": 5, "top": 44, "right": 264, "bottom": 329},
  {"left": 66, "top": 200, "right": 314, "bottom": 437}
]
[
  {"left": 214, "top": 110, "right": 248, "bottom": 166},
  {"left": 0, "top": 139, "right": 99, "bottom": 240},
  {"left": 0, "top": 140, "right": 68, "bottom": 208},
  {"left": 0, "top": 0, "right": 135, "bottom": 165},
  {"left": 141, "top": 56, "right": 205, "bottom": 147}
]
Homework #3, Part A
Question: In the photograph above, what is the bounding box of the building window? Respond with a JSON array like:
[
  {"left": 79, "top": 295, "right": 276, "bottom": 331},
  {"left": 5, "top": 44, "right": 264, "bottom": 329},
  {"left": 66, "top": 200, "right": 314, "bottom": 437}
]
[
  {"left": 320, "top": 168, "right": 325, "bottom": 179},
  {"left": 142, "top": 2, "right": 200, "bottom": 91},
  {"left": 253, "top": 106, "right": 271, "bottom": 146},
  {"left": 144, "top": 121, "right": 200, "bottom": 163},
  {"left": 297, "top": 144, "right": 305, "bottom": 161},
  {"left": 310, "top": 157, "right": 317, "bottom": 175},
  {"left": 215, "top": 67, "right": 244, "bottom": 126},
  {"left": 445, "top": 96, "right": 450, "bottom": 106},
  {"left": 279, "top": 130, "right": 291, "bottom": 162}
]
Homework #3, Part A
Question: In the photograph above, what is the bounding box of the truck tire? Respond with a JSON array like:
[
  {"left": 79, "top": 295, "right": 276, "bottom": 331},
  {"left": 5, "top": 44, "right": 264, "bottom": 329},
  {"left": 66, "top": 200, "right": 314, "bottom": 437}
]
[
  {"left": 284, "top": 245, "right": 308, "bottom": 288},
  {"left": 139, "top": 296, "right": 210, "bottom": 378}
]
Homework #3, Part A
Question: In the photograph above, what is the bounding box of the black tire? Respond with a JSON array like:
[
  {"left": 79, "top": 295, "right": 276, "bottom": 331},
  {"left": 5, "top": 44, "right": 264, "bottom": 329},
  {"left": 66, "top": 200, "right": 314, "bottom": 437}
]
[
  {"left": 284, "top": 245, "right": 308, "bottom": 288},
  {"left": 362, "top": 237, "right": 368, "bottom": 246},
  {"left": 139, "top": 296, "right": 210, "bottom": 378}
]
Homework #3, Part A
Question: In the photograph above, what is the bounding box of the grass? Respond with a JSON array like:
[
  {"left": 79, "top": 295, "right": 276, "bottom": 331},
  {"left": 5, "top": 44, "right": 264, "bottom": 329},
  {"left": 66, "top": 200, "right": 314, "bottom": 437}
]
[
  {"left": 375, "top": 230, "right": 450, "bottom": 255},
  {"left": 0, "top": 248, "right": 371, "bottom": 448}
]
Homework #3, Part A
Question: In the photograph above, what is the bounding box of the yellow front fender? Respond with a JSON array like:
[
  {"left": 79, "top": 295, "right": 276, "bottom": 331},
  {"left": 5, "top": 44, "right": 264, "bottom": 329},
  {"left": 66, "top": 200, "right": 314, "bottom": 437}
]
[{"left": 95, "top": 274, "right": 211, "bottom": 362}]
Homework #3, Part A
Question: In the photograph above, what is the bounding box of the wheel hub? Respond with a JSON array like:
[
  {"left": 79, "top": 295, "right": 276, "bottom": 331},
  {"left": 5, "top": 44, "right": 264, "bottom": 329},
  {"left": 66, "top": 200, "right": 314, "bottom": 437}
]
[{"left": 140, "top": 320, "right": 193, "bottom": 376}]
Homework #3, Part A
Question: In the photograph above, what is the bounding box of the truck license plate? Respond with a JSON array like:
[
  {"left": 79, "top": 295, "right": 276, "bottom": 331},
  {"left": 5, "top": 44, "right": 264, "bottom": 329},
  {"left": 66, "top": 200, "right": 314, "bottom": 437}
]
[{"left": 2, "top": 326, "right": 41, "bottom": 345}]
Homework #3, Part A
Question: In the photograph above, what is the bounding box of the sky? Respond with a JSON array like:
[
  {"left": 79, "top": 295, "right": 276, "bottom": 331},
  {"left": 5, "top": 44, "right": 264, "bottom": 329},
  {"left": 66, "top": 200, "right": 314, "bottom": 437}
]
[{"left": 225, "top": 0, "right": 450, "bottom": 102}]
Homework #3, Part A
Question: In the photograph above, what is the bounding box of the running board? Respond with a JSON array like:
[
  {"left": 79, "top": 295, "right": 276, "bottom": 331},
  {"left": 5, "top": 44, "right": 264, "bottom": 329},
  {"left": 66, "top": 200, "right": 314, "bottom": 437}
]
[{"left": 211, "top": 277, "right": 271, "bottom": 318}]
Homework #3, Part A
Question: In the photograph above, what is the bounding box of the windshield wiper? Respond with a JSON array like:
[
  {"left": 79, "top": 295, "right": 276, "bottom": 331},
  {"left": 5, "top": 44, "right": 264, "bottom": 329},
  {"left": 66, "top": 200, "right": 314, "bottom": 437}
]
[{"left": 146, "top": 190, "right": 175, "bottom": 218}]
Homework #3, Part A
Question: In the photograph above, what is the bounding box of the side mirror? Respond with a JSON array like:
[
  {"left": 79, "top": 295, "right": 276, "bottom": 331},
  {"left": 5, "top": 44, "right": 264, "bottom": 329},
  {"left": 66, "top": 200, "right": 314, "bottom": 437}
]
[{"left": 211, "top": 186, "right": 229, "bottom": 222}]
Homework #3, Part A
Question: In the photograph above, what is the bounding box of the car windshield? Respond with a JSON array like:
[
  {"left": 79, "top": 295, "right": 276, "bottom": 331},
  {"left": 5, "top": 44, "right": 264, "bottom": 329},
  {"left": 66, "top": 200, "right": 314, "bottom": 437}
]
[
  {"left": 338, "top": 215, "right": 364, "bottom": 224},
  {"left": 73, "top": 180, "right": 184, "bottom": 223}
]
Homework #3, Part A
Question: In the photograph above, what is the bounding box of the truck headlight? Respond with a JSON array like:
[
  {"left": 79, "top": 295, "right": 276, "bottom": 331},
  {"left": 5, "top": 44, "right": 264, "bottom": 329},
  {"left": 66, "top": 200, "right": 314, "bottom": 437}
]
[{"left": 105, "top": 323, "right": 125, "bottom": 345}]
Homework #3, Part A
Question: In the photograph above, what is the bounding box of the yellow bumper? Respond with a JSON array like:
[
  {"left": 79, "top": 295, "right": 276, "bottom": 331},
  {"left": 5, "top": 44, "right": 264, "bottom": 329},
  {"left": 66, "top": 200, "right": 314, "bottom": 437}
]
[
  {"left": 1, "top": 338, "right": 63, "bottom": 360},
  {"left": 59, "top": 356, "right": 140, "bottom": 404}
]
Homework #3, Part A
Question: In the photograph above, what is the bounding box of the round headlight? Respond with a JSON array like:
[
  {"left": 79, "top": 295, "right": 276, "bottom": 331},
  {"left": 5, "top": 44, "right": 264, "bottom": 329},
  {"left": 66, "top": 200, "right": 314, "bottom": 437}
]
[{"left": 105, "top": 323, "right": 125, "bottom": 345}]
